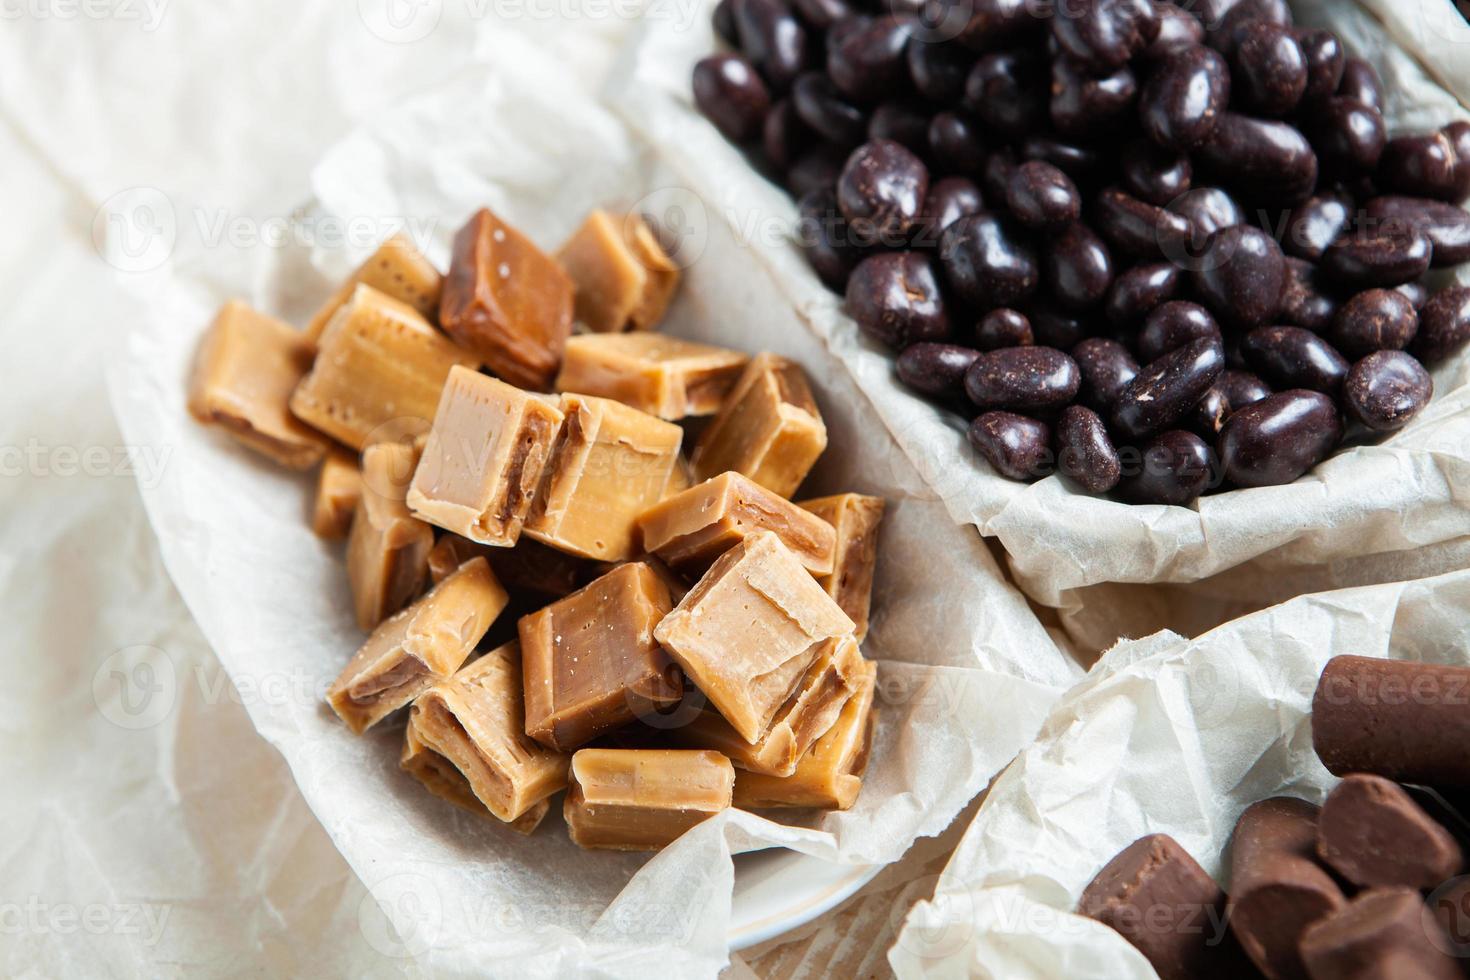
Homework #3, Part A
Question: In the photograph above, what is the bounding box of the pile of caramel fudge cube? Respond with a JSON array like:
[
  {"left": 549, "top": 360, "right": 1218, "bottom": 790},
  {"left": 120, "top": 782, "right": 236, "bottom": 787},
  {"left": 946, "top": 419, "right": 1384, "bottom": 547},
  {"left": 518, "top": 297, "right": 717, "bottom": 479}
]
[{"left": 187, "top": 205, "right": 885, "bottom": 850}]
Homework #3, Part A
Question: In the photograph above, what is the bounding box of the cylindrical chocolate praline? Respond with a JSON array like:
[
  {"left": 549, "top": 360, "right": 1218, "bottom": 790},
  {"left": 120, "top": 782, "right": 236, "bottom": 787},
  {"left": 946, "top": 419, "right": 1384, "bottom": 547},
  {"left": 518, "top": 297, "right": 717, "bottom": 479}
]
[
  {"left": 1312, "top": 655, "right": 1470, "bottom": 790},
  {"left": 1228, "top": 797, "right": 1347, "bottom": 980}
]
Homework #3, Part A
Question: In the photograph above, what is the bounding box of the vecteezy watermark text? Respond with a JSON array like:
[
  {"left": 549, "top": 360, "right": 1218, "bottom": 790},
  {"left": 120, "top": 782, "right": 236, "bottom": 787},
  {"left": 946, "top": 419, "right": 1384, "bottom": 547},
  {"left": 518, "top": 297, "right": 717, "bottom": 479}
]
[
  {"left": 0, "top": 898, "right": 171, "bottom": 947},
  {"left": 1, "top": 440, "right": 171, "bottom": 488},
  {"left": 0, "top": 0, "right": 169, "bottom": 31}
]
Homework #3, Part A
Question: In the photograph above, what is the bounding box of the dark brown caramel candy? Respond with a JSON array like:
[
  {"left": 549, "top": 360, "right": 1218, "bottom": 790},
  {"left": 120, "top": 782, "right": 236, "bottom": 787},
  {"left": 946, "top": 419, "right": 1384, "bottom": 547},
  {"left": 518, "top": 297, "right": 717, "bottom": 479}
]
[
  {"left": 1078, "top": 834, "right": 1251, "bottom": 980},
  {"left": 1317, "top": 774, "right": 1464, "bottom": 890},
  {"left": 1229, "top": 797, "right": 1346, "bottom": 980},
  {"left": 440, "top": 208, "right": 573, "bottom": 390},
  {"left": 1312, "top": 655, "right": 1470, "bottom": 790}
]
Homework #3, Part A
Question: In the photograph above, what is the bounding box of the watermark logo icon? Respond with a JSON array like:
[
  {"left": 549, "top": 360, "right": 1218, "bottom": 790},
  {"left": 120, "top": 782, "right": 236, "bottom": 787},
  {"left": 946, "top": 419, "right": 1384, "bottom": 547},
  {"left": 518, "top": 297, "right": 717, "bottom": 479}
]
[
  {"left": 93, "top": 644, "right": 177, "bottom": 730},
  {"left": 358, "top": 0, "right": 442, "bottom": 42},
  {"left": 92, "top": 187, "right": 176, "bottom": 273},
  {"left": 359, "top": 872, "right": 444, "bottom": 958}
]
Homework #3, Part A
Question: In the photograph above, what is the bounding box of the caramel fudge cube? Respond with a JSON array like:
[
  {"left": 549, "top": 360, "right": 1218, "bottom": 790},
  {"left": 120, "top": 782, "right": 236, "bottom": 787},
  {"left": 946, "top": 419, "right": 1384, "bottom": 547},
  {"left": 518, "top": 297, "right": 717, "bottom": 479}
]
[
  {"left": 406, "top": 641, "right": 568, "bottom": 826},
  {"left": 328, "top": 556, "right": 509, "bottom": 733},
  {"left": 187, "top": 300, "right": 328, "bottom": 469},
  {"left": 440, "top": 208, "right": 573, "bottom": 391},
  {"left": 668, "top": 635, "right": 864, "bottom": 776},
  {"left": 554, "top": 333, "right": 749, "bottom": 420},
  {"left": 348, "top": 441, "right": 435, "bottom": 630},
  {"left": 691, "top": 353, "right": 827, "bottom": 497},
  {"left": 518, "top": 562, "right": 682, "bottom": 752},
  {"left": 306, "top": 234, "right": 443, "bottom": 341},
  {"left": 637, "top": 470, "right": 836, "bottom": 577},
  {"left": 312, "top": 449, "right": 362, "bottom": 539},
  {"left": 654, "top": 531, "right": 855, "bottom": 744},
  {"left": 733, "top": 660, "right": 877, "bottom": 810},
  {"left": 401, "top": 721, "right": 551, "bottom": 834},
  {"left": 406, "top": 366, "right": 565, "bottom": 547},
  {"left": 524, "top": 393, "right": 684, "bottom": 562},
  {"left": 556, "top": 210, "right": 680, "bottom": 333},
  {"left": 798, "top": 494, "right": 885, "bottom": 641},
  {"left": 564, "top": 749, "right": 734, "bottom": 851},
  {"left": 290, "top": 284, "right": 478, "bottom": 451}
]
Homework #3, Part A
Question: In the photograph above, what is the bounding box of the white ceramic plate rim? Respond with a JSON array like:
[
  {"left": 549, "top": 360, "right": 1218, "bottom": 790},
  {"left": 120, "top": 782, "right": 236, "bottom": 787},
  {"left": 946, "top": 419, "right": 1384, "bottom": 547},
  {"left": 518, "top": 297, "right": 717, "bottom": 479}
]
[{"left": 727, "top": 850, "right": 884, "bottom": 950}]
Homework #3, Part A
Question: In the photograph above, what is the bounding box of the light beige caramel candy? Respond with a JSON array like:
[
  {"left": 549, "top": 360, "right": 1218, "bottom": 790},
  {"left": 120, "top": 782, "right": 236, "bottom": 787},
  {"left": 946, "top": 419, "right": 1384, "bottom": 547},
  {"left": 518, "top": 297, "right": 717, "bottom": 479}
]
[
  {"left": 637, "top": 470, "right": 836, "bottom": 576},
  {"left": 305, "top": 234, "right": 443, "bottom": 341},
  {"left": 733, "top": 660, "right": 877, "bottom": 809},
  {"left": 405, "top": 640, "right": 568, "bottom": 828},
  {"left": 439, "top": 208, "right": 573, "bottom": 391},
  {"left": 406, "top": 366, "right": 565, "bottom": 547},
  {"left": 348, "top": 441, "right": 435, "bottom": 630},
  {"left": 523, "top": 393, "right": 684, "bottom": 562},
  {"left": 664, "top": 453, "right": 693, "bottom": 498},
  {"left": 328, "top": 556, "right": 508, "bottom": 733},
  {"left": 290, "top": 284, "right": 478, "bottom": 451},
  {"left": 519, "top": 561, "right": 681, "bottom": 752},
  {"left": 666, "top": 636, "right": 865, "bottom": 776},
  {"left": 400, "top": 722, "right": 551, "bottom": 834},
  {"left": 564, "top": 748, "right": 734, "bottom": 851},
  {"left": 691, "top": 353, "right": 827, "bottom": 497},
  {"left": 312, "top": 449, "right": 362, "bottom": 539},
  {"left": 797, "top": 493, "right": 885, "bottom": 642},
  {"left": 654, "top": 531, "right": 855, "bottom": 744},
  {"left": 556, "top": 210, "right": 681, "bottom": 333},
  {"left": 554, "top": 333, "right": 749, "bottom": 420},
  {"left": 187, "top": 300, "right": 329, "bottom": 469}
]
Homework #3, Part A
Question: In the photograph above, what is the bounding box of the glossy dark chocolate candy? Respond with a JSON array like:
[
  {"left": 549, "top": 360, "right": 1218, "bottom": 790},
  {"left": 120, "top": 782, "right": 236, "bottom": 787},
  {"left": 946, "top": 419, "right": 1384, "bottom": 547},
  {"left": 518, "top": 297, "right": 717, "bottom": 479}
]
[
  {"left": 975, "top": 308, "right": 1033, "bottom": 351},
  {"left": 694, "top": 54, "right": 772, "bottom": 142},
  {"left": 838, "top": 139, "right": 929, "bottom": 242},
  {"left": 1117, "top": 429, "right": 1214, "bottom": 505},
  {"left": 1330, "top": 289, "right": 1417, "bottom": 360},
  {"left": 1415, "top": 285, "right": 1470, "bottom": 365},
  {"left": 1111, "top": 337, "right": 1224, "bottom": 440},
  {"left": 940, "top": 211, "right": 1040, "bottom": 309},
  {"left": 1055, "top": 405, "right": 1121, "bottom": 493},
  {"left": 845, "top": 251, "right": 951, "bottom": 348},
  {"left": 1217, "top": 389, "right": 1341, "bottom": 487},
  {"left": 968, "top": 411, "right": 1052, "bottom": 480},
  {"left": 1073, "top": 337, "right": 1139, "bottom": 410},
  {"left": 1191, "top": 225, "right": 1287, "bottom": 330},
  {"left": 963, "top": 346, "right": 1080, "bottom": 411},
  {"left": 896, "top": 342, "right": 982, "bottom": 399}
]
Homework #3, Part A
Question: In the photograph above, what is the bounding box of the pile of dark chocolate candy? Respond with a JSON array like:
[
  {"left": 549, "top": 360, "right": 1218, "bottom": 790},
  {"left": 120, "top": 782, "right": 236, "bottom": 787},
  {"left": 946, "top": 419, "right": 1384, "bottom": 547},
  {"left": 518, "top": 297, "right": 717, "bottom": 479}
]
[{"left": 693, "top": 0, "right": 1470, "bottom": 505}]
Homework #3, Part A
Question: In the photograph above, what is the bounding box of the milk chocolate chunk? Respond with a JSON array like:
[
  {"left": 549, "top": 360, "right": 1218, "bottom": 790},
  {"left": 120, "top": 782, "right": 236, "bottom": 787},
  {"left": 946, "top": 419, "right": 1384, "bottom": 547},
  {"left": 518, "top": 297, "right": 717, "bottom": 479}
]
[
  {"left": 290, "top": 284, "right": 478, "bottom": 451},
  {"left": 406, "top": 641, "right": 569, "bottom": 827},
  {"left": 187, "top": 300, "right": 328, "bottom": 469},
  {"left": 439, "top": 208, "right": 573, "bottom": 391},
  {"left": 1078, "top": 834, "right": 1252, "bottom": 980},
  {"left": 732, "top": 660, "right": 876, "bottom": 809},
  {"left": 654, "top": 531, "right": 856, "bottom": 744},
  {"left": 305, "top": 234, "right": 443, "bottom": 341},
  {"left": 328, "top": 556, "right": 508, "bottom": 733},
  {"left": 555, "top": 210, "right": 680, "bottom": 333},
  {"left": 312, "top": 449, "right": 362, "bottom": 539},
  {"left": 428, "top": 533, "right": 585, "bottom": 597},
  {"left": 554, "top": 333, "right": 750, "bottom": 420},
  {"left": 666, "top": 636, "right": 864, "bottom": 776},
  {"left": 406, "top": 366, "right": 565, "bottom": 547},
  {"left": 1229, "top": 797, "right": 1347, "bottom": 980},
  {"left": 347, "top": 441, "right": 436, "bottom": 630},
  {"left": 564, "top": 748, "right": 734, "bottom": 851},
  {"left": 797, "top": 493, "right": 885, "bottom": 641},
  {"left": 1313, "top": 655, "right": 1470, "bottom": 789},
  {"left": 1300, "top": 888, "right": 1463, "bottom": 980},
  {"left": 524, "top": 394, "right": 684, "bottom": 561},
  {"left": 1317, "top": 774, "right": 1465, "bottom": 890},
  {"left": 637, "top": 470, "right": 837, "bottom": 576},
  {"left": 519, "top": 562, "right": 682, "bottom": 752},
  {"left": 400, "top": 720, "right": 551, "bottom": 834},
  {"left": 691, "top": 353, "right": 828, "bottom": 497}
]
